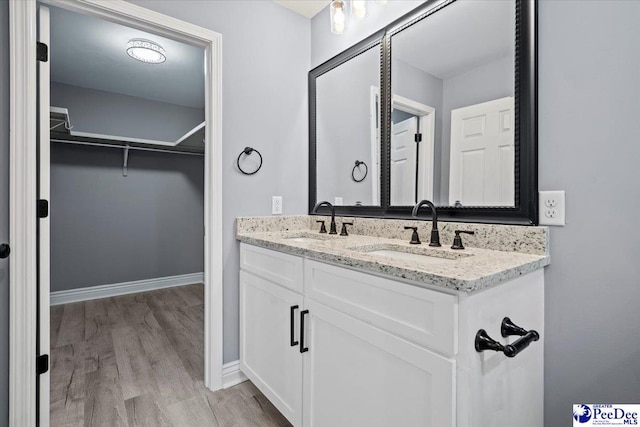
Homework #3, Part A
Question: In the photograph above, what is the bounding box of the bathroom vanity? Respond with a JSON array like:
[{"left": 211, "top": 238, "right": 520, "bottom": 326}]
[{"left": 236, "top": 216, "right": 549, "bottom": 427}]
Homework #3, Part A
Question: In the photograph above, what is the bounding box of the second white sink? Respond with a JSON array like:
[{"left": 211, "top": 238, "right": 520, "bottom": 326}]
[
  {"left": 349, "top": 243, "right": 471, "bottom": 265},
  {"left": 366, "top": 249, "right": 457, "bottom": 264}
]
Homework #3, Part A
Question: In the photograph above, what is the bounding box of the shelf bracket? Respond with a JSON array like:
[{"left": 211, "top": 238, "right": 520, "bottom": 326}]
[{"left": 123, "top": 145, "right": 130, "bottom": 177}]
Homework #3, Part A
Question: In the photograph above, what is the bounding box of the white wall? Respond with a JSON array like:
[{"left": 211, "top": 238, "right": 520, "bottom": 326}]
[{"left": 128, "top": 0, "right": 311, "bottom": 363}]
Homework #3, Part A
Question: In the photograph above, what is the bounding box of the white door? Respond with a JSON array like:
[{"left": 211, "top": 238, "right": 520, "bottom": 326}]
[
  {"left": 37, "top": 6, "right": 51, "bottom": 426},
  {"left": 449, "top": 97, "right": 514, "bottom": 206},
  {"left": 239, "top": 271, "right": 303, "bottom": 426},
  {"left": 302, "top": 300, "right": 455, "bottom": 427},
  {"left": 390, "top": 117, "right": 418, "bottom": 206}
]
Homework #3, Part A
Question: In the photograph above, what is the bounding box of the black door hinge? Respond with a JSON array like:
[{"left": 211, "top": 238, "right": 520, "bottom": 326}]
[
  {"left": 414, "top": 133, "right": 422, "bottom": 143},
  {"left": 37, "top": 199, "right": 49, "bottom": 218},
  {"left": 37, "top": 42, "right": 48, "bottom": 62},
  {"left": 36, "top": 354, "right": 49, "bottom": 375}
]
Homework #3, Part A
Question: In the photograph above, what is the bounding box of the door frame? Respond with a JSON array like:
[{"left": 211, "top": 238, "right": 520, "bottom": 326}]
[
  {"left": 370, "top": 88, "right": 435, "bottom": 204},
  {"left": 8, "top": 1, "right": 224, "bottom": 425}
]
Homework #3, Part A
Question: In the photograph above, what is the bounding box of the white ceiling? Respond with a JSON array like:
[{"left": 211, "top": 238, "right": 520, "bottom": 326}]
[
  {"left": 49, "top": 6, "right": 205, "bottom": 108},
  {"left": 272, "top": 0, "right": 330, "bottom": 18},
  {"left": 392, "top": 0, "right": 515, "bottom": 79}
]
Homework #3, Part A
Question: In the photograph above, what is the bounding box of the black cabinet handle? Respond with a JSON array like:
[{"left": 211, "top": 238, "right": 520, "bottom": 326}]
[
  {"left": 0, "top": 244, "right": 9, "bottom": 259},
  {"left": 300, "top": 310, "right": 309, "bottom": 353},
  {"left": 290, "top": 305, "right": 299, "bottom": 347}
]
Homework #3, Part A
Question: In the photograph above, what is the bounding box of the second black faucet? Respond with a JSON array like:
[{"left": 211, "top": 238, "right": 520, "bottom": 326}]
[{"left": 411, "top": 200, "right": 440, "bottom": 247}]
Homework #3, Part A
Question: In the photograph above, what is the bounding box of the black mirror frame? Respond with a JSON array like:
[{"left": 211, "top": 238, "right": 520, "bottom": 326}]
[
  {"left": 308, "top": 29, "right": 386, "bottom": 217},
  {"left": 309, "top": 0, "right": 538, "bottom": 225}
]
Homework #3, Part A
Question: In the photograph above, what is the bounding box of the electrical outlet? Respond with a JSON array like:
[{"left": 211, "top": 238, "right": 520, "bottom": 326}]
[
  {"left": 272, "top": 196, "right": 283, "bottom": 215},
  {"left": 539, "top": 191, "right": 565, "bottom": 226},
  {"left": 334, "top": 197, "right": 343, "bottom": 206}
]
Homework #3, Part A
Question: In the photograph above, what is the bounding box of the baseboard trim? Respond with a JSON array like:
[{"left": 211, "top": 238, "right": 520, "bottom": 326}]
[
  {"left": 50, "top": 272, "right": 205, "bottom": 306},
  {"left": 222, "top": 360, "right": 248, "bottom": 389}
]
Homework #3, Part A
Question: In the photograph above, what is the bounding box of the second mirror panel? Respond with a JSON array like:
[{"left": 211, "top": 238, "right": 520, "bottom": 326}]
[{"left": 390, "top": 0, "right": 515, "bottom": 207}]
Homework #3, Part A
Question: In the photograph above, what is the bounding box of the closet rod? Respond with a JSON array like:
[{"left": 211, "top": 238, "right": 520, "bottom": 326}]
[{"left": 51, "top": 138, "right": 204, "bottom": 157}]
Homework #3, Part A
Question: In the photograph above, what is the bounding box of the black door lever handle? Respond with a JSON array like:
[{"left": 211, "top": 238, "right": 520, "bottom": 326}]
[{"left": 0, "top": 243, "right": 9, "bottom": 259}]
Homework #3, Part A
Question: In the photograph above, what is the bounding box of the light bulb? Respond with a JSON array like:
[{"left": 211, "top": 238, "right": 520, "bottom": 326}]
[
  {"left": 334, "top": 9, "right": 345, "bottom": 33},
  {"left": 330, "top": 0, "right": 348, "bottom": 34},
  {"left": 352, "top": 0, "right": 367, "bottom": 19}
]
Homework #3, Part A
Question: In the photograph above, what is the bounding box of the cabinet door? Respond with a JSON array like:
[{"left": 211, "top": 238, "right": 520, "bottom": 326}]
[
  {"left": 240, "top": 271, "right": 303, "bottom": 426},
  {"left": 302, "top": 300, "right": 455, "bottom": 427}
]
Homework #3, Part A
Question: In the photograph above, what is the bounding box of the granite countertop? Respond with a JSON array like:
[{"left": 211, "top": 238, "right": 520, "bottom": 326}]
[{"left": 236, "top": 219, "right": 550, "bottom": 293}]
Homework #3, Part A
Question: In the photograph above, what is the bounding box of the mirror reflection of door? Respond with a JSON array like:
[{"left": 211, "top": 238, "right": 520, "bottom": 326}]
[
  {"left": 387, "top": 96, "right": 435, "bottom": 206},
  {"left": 449, "top": 97, "right": 514, "bottom": 206},
  {"left": 390, "top": 0, "right": 515, "bottom": 207},
  {"left": 391, "top": 116, "right": 418, "bottom": 206}
]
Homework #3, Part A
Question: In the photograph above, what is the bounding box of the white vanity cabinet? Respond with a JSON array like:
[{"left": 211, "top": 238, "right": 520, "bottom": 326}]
[
  {"left": 239, "top": 245, "right": 305, "bottom": 425},
  {"left": 239, "top": 243, "right": 544, "bottom": 427}
]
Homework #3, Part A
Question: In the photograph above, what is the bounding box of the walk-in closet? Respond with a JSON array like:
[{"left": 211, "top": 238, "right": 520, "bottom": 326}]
[{"left": 41, "top": 5, "right": 269, "bottom": 425}]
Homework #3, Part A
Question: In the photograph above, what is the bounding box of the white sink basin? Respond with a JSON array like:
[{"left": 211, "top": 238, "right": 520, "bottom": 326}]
[
  {"left": 286, "top": 237, "right": 324, "bottom": 244},
  {"left": 366, "top": 249, "right": 456, "bottom": 264},
  {"left": 348, "top": 244, "right": 470, "bottom": 265}
]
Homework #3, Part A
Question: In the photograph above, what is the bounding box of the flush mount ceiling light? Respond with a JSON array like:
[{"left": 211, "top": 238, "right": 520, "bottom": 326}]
[{"left": 126, "top": 38, "right": 166, "bottom": 64}]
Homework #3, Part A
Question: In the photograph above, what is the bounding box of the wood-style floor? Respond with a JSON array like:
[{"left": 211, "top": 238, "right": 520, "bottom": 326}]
[{"left": 50, "top": 284, "right": 292, "bottom": 427}]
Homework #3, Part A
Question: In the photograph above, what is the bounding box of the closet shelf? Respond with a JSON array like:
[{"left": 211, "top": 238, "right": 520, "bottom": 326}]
[{"left": 49, "top": 106, "right": 205, "bottom": 155}]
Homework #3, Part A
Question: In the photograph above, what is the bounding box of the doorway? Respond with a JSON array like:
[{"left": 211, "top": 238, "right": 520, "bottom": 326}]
[{"left": 9, "top": 1, "right": 223, "bottom": 425}]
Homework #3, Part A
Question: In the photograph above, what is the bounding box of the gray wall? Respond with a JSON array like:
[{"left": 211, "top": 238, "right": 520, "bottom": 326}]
[
  {"left": 316, "top": 46, "right": 379, "bottom": 205},
  {"left": 50, "top": 144, "right": 204, "bottom": 291},
  {"left": 0, "top": 0, "right": 8, "bottom": 424},
  {"left": 128, "top": 0, "right": 310, "bottom": 364},
  {"left": 312, "top": 1, "right": 640, "bottom": 425},
  {"left": 539, "top": 1, "right": 640, "bottom": 423},
  {"left": 51, "top": 82, "right": 204, "bottom": 142}
]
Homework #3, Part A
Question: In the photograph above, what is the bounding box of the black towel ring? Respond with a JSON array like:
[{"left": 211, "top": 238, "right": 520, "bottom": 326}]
[
  {"left": 351, "top": 160, "right": 368, "bottom": 183},
  {"left": 237, "top": 147, "right": 263, "bottom": 175}
]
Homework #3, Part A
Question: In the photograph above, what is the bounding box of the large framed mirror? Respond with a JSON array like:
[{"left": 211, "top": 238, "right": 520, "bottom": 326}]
[
  {"left": 309, "top": 30, "right": 385, "bottom": 215},
  {"left": 309, "top": 0, "right": 537, "bottom": 224}
]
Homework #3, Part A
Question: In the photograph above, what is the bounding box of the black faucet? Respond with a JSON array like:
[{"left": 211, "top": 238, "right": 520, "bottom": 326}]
[
  {"left": 411, "top": 200, "right": 440, "bottom": 247},
  {"left": 312, "top": 201, "right": 337, "bottom": 234}
]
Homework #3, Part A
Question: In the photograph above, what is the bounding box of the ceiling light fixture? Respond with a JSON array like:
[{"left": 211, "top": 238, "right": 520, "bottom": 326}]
[
  {"left": 330, "top": 0, "right": 348, "bottom": 34},
  {"left": 126, "top": 38, "right": 166, "bottom": 64}
]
